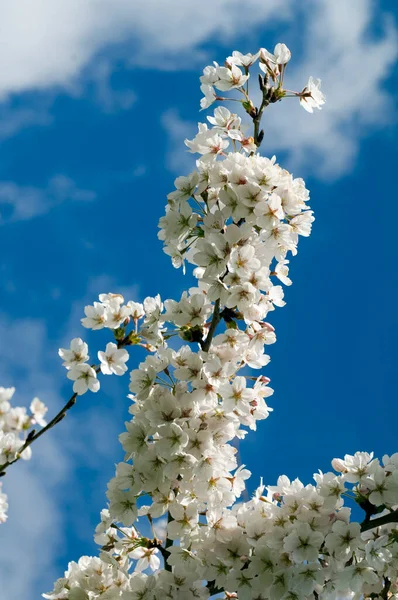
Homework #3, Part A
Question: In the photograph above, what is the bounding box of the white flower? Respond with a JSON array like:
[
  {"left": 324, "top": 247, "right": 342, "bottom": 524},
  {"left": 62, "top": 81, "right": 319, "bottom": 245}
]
[
  {"left": 200, "top": 64, "right": 219, "bottom": 86},
  {"left": 207, "top": 107, "right": 242, "bottom": 140},
  {"left": 58, "top": 338, "right": 89, "bottom": 369},
  {"left": 300, "top": 77, "right": 326, "bottom": 113},
  {"left": 127, "top": 301, "right": 145, "bottom": 320},
  {"left": 332, "top": 451, "right": 377, "bottom": 483},
  {"left": 215, "top": 64, "right": 249, "bottom": 91},
  {"left": 67, "top": 364, "right": 100, "bottom": 395},
  {"left": 104, "top": 298, "right": 130, "bottom": 329},
  {"left": 366, "top": 466, "right": 398, "bottom": 507},
  {"left": 227, "top": 50, "right": 260, "bottom": 68},
  {"left": 107, "top": 486, "right": 137, "bottom": 525},
  {"left": 156, "top": 423, "right": 189, "bottom": 457},
  {"left": 0, "top": 387, "right": 15, "bottom": 403},
  {"left": 185, "top": 123, "right": 229, "bottom": 159},
  {"left": 81, "top": 302, "right": 106, "bottom": 329},
  {"left": 283, "top": 522, "right": 324, "bottom": 562},
  {"left": 167, "top": 172, "right": 199, "bottom": 205},
  {"left": 0, "top": 431, "right": 24, "bottom": 463},
  {"left": 260, "top": 43, "right": 291, "bottom": 66},
  {"left": 167, "top": 504, "right": 198, "bottom": 540},
  {"left": 337, "top": 563, "right": 379, "bottom": 593},
  {"left": 220, "top": 376, "right": 254, "bottom": 414},
  {"left": 129, "top": 368, "right": 156, "bottom": 400},
  {"left": 200, "top": 84, "right": 217, "bottom": 110},
  {"left": 30, "top": 397, "right": 48, "bottom": 427},
  {"left": 98, "top": 343, "right": 129, "bottom": 376},
  {"left": 294, "top": 563, "right": 324, "bottom": 596},
  {"left": 129, "top": 547, "right": 160, "bottom": 572},
  {"left": 365, "top": 535, "right": 392, "bottom": 571},
  {"left": 228, "top": 245, "right": 261, "bottom": 275},
  {"left": 325, "top": 520, "right": 362, "bottom": 560},
  {"left": 0, "top": 483, "right": 8, "bottom": 523}
]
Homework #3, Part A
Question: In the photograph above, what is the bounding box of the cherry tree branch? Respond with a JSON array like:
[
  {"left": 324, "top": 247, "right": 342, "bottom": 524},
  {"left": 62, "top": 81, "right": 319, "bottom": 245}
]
[
  {"left": 360, "top": 508, "right": 398, "bottom": 532},
  {"left": 0, "top": 335, "right": 136, "bottom": 477},
  {"left": 0, "top": 391, "right": 78, "bottom": 475},
  {"left": 207, "top": 580, "right": 223, "bottom": 597}
]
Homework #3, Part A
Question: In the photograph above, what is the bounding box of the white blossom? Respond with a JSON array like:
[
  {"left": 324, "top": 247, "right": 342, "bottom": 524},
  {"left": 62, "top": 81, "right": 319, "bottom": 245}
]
[
  {"left": 98, "top": 343, "right": 129, "bottom": 376},
  {"left": 67, "top": 364, "right": 100, "bottom": 395},
  {"left": 300, "top": 76, "right": 326, "bottom": 113}
]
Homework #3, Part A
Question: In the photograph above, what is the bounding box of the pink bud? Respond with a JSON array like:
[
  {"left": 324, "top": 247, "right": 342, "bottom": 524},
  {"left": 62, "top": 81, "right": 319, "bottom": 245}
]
[{"left": 331, "top": 458, "right": 346, "bottom": 473}]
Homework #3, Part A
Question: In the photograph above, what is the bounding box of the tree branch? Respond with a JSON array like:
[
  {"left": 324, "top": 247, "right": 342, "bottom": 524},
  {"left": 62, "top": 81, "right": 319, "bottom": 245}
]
[
  {"left": 0, "top": 334, "right": 137, "bottom": 477},
  {"left": 0, "top": 391, "right": 78, "bottom": 475},
  {"left": 207, "top": 580, "right": 223, "bottom": 597},
  {"left": 163, "top": 510, "right": 174, "bottom": 572},
  {"left": 253, "top": 79, "right": 270, "bottom": 148},
  {"left": 360, "top": 509, "right": 398, "bottom": 532}
]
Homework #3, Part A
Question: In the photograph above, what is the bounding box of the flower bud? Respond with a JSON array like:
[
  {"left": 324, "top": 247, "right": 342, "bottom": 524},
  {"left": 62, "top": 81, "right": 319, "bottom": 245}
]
[{"left": 332, "top": 458, "right": 347, "bottom": 473}]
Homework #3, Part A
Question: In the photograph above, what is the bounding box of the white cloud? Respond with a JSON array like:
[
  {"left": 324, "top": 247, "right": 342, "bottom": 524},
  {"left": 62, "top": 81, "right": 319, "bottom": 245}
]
[
  {"left": 161, "top": 0, "right": 398, "bottom": 179},
  {"left": 0, "top": 175, "right": 96, "bottom": 223},
  {"left": 85, "top": 59, "right": 137, "bottom": 113},
  {"left": 0, "top": 0, "right": 291, "bottom": 98},
  {"left": 161, "top": 109, "right": 197, "bottom": 174},
  {"left": 0, "top": 102, "right": 52, "bottom": 140},
  {"left": 0, "top": 0, "right": 282, "bottom": 137}
]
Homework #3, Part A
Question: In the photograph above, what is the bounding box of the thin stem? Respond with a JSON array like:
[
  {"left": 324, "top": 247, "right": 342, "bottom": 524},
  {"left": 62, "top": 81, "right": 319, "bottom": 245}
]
[
  {"left": 155, "top": 376, "right": 174, "bottom": 389},
  {"left": 253, "top": 91, "right": 269, "bottom": 148},
  {"left": 360, "top": 508, "right": 398, "bottom": 532},
  {"left": 191, "top": 196, "right": 206, "bottom": 215},
  {"left": 0, "top": 336, "right": 135, "bottom": 476},
  {"left": 200, "top": 298, "right": 221, "bottom": 352},
  {"left": 164, "top": 367, "right": 175, "bottom": 385},
  {"left": 146, "top": 514, "right": 156, "bottom": 539},
  {"left": 0, "top": 391, "right": 78, "bottom": 475},
  {"left": 154, "top": 542, "right": 170, "bottom": 565}
]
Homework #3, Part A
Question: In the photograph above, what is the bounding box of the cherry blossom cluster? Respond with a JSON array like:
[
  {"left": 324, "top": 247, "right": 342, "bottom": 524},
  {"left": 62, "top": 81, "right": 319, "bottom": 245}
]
[
  {"left": 159, "top": 145, "right": 312, "bottom": 324},
  {"left": 40, "top": 45, "right": 397, "bottom": 600},
  {"left": 44, "top": 452, "right": 398, "bottom": 600},
  {"left": 0, "top": 386, "right": 47, "bottom": 522},
  {"left": 199, "top": 44, "right": 325, "bottom": 114}
]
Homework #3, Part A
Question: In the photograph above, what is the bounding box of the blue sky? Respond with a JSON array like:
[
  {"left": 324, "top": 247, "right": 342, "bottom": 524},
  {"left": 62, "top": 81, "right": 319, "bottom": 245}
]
[{"left": 0, "top": 1, "right": 397, "bottom": 597}]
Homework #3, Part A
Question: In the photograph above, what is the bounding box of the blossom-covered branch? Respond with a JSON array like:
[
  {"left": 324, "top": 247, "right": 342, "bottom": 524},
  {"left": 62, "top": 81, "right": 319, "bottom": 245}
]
[
  {"left": 42, "top": 43, "right": 398, "bottom": 600},
  {"left": 2, "top": 42, "right": 395, "bottom": 600}
]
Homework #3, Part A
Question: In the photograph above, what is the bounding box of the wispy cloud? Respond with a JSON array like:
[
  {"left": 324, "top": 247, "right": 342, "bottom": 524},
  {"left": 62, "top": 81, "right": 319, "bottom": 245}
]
[
  {"left": 84, "top": 59, "right": 137, "bottom": 113},
  {"left": 161, "top": 109, "right": 197, "bottom": 174},
  {"left": 61, "top": 274, "right": 140, "bottom": 343},
  {"left": 0, "top": 175, "right": 96, "bottom": 223},
  {"left": 0, "top": 101, "right": 52, "bottom": 140}
]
